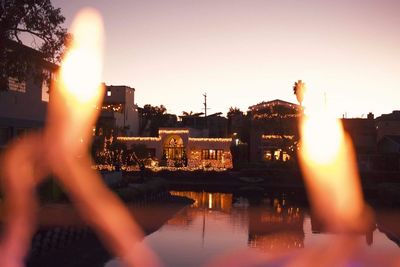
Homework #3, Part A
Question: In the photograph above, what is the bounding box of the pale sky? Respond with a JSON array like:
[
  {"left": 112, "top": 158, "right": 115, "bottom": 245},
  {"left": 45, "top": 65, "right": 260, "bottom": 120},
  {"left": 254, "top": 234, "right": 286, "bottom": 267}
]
[{"left": 53, "top": 0, "right": 400, "bottom": 117}]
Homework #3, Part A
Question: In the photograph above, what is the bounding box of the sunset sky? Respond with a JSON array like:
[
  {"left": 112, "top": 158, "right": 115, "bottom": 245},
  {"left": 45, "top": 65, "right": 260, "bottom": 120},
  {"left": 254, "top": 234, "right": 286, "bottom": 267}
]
[{"left": 52, "top": 0, "right": 400, "bottom": 117}]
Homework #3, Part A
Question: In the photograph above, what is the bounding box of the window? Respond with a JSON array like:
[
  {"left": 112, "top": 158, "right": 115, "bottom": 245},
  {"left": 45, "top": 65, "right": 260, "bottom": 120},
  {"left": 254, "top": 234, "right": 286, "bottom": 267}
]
[
  {"left": 202, "top": 150, "right": 209, "bottom": 160},
  {"left": 8, "top": 77, "right": 26, "bottom": 92},
  {"left": 41, "top": 69, "right": 52, "bottom": 102},
  {"left": 263, "top": 150, "right": 273, "bottom": 161},
  {"left": 209, "top": 149, "right": 216, "bottom": 159},
  {"left": 202, "top": 149, "right": 224, "bottom": 160},
  {"left": 216, "top": 150, "right": 223, "bottom": 160},
  {"left": 107, "top": 90, "right": 111, "bottom": 96}
]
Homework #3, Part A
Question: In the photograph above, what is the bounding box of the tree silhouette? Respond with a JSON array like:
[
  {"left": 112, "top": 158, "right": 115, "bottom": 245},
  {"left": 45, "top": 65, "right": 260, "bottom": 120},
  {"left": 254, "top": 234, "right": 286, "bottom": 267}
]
[
  {"left": 139, "top": 104, "right": 173, "bottom": 136},
  {"left": 182, "top": 111, "right": 193, "bottom": 116},
  {"left": 0, "top": 0, "right": 68, "bottom": 90},
  {"left": 227, "top": 107, "right": 244, "bottom": 117}
]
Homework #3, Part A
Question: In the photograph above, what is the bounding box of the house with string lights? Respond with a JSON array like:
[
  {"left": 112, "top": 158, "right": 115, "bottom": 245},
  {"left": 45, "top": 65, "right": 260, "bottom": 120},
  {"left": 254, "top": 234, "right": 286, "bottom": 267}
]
[
  {"left": 248, "top": 99, "right": 302, "bottom": 162},
  {"left": 117, "top": 128, "right": 233, "bottom": 169}
]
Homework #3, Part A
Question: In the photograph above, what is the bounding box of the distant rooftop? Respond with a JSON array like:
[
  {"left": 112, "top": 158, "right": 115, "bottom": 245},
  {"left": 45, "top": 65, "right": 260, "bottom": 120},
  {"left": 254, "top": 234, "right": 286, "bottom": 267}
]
[
  {"left": 105, "top": 84, "right": 135, "bottom": 91},
  {"left": 249, "top": 99, "right": 300, "bottom": 111},
  {"left": 376, "top": 111, "right": 400, "bottom": 121}
]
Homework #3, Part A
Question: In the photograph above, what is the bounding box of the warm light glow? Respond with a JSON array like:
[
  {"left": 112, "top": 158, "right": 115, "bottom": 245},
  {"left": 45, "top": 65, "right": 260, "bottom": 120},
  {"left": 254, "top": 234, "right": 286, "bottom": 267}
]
[
  {"left": 60, "top": 8, "right": 104, "bottom": 103},
  {"left": 298, "top": 85, "right": 369, "bottom": 233},
  {"left": 301, "top": 115, "right": 343, "bottom": 165}
]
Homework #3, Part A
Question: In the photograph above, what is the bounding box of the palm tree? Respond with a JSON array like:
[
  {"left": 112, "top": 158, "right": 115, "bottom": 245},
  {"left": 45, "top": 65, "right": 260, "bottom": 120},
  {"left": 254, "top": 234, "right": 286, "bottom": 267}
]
[
  {"left": 293, "top": 80, "right": 306, "bottom": 106},
  {"left": 182, "top": 111, "right": 193, "bottom": 116}
]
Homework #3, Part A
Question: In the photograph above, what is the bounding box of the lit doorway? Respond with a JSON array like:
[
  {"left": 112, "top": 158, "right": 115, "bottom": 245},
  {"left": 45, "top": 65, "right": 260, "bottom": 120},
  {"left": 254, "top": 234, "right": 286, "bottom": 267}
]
[{"left": 163, "top": 135, "right": 185, "bottom": 160}]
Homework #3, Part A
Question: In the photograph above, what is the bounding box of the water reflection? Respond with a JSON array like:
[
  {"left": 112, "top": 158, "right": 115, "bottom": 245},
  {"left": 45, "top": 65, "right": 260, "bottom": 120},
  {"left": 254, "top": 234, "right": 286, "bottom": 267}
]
[
  {"left": 171, "top": 191, "right": 233, "bottom": 212},
  {"left": 247, "top": 202, "right": 304, "bottom": 251},
  {"left": 105, "top": 191, "right": 399, "bottom": 267},
  {"left": 171, "top": 191, "right": 305, "bottom": 252}
]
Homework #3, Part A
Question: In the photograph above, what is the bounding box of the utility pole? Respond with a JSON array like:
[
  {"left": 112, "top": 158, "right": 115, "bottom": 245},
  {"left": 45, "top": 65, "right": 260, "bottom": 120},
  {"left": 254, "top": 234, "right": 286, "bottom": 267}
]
[
  {"left": 203, "top": 92, "right": 210, "bottom": 135},
  {"left": 203, "top": 92, "right": 207, "bottom": 117}
]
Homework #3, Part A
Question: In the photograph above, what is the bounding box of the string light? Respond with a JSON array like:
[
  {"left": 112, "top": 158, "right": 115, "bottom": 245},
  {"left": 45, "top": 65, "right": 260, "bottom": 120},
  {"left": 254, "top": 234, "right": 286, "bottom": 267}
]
[
  {"left": 189, "top": 138, "right": 232, "bottom": 142},
  {"left": 159, "top": 129, "right": 189, "bottom": 134},
  {"left": 261, "top": 135, "right": 295, "bottom": 140},
  {"left": 114, "top": 129, "right": 233, "bottom": 169},
  {"left": 117, "top": 137, "right": 161, "bottom": 141}
]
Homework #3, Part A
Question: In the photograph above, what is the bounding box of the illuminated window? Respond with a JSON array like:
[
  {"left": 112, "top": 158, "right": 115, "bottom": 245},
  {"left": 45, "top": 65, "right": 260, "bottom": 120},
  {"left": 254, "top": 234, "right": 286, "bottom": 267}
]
[
  {"left": 107, "top": 90, "right": 111, "bottom": 96},
  {"left": 274, "top": 150, "right": 281, "bottom": 160},
  {"left": 263, "top": 150, "right": 290, "bottom": 161},
  {"left": 216, "top": 150, "right": 223, "bottom": 160},
  {"left": 209, "top": 149, "right": 216, "bottom": 159},
  {"left": 202, "top": 149, "right": 224, "bottom": 160},
  {"left": 263, "top": 151, "right": 273, "bottom": 161},
  {"left": 202, "top": 150, "right": 209, "bottom": 159}
]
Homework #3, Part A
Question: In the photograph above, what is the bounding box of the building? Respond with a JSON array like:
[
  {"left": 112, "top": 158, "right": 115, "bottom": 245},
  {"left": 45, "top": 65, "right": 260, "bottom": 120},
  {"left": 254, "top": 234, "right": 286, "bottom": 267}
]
[
  {"left": 0, "top": 41, "right": 57, "bottom": 148},
  {"left": 341, "top": 115, "right": 377, "bottom": 171},
  {"left": 249, "top": 99, "right": 301, "bottom": 120},
  {"left": 248, "top": 99, "right": 301, "bottom": 162},
  {"left": 376, "top": 111, "right": 400, "bottom": 141},
  {"left": 97, "top": 85, "right": 139, "bottom": 137},
  {"left": 117, "top": 128, "right": 232, "bottom": 169},
  {"left": 378, "top": 136, "right": 400, "bottom": 154},
  {"left": 179, "top": 112, "right": 228, "bottom": 138},
  {"left": 376, "top": 135, "right": 400, "bottom": 171},
  {"left": 342, "top": 116, "right": 377, "bottom": 154}
]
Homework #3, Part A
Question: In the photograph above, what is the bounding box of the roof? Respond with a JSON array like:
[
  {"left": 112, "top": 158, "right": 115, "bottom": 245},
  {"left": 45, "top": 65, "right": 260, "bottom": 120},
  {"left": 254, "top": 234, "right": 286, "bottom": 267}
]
[
  {"left": 106, "top": 85, "right": 135, "bottom": 91},
  {"left": 5, "top": 39, "right": 59, "bottom": 70},
  {"left": 249, "top": 99, "right": 300, "bottom": 111}
]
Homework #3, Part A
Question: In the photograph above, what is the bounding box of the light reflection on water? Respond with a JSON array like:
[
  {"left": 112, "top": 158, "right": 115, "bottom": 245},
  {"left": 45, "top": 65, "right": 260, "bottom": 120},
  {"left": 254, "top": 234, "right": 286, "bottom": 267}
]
[{"left": 105, "top": 191, "right": 399, "bottom": 267}]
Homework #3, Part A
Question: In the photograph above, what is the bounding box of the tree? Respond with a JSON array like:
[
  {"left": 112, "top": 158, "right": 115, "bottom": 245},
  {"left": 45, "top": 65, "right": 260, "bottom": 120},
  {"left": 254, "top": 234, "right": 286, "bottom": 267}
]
[
  {"left": 227, "top": 107, "right": 244, "bottom": 117},
  {"left": 182, "top": 111, "right": 193, "bottom": 116},
  {"left": 139, "top": 104, "right": 174, "bottom": 136},
  {"left": 0, "top": 0, "right": 68, "bottom": 90},
  {"left": 227, "top": 107, "right": 249, "bottom": 141},
  {"left": 293, "top": 80, "right": 306, "bottom": 106}
]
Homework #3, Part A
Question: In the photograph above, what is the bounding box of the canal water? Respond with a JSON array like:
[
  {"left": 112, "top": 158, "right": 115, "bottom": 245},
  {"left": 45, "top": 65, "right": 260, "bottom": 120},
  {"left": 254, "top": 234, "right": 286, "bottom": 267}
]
[{"left": 104, "top": 191, "right": 399, "bottom": 267}]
